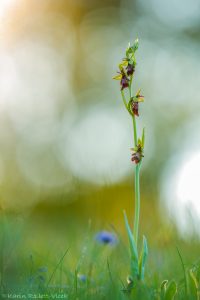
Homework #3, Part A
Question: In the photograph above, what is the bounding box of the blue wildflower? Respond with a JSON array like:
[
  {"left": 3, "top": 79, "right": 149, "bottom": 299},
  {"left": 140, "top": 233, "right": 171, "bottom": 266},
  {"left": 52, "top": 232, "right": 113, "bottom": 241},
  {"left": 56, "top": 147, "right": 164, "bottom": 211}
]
[
  {"left": 95, "top": 231, "right": 118, "bottom": 245},
  {"left": 78, "top": 274, "right": 87, "bottom": 282},
  {"left": 38, "top": 266, "right": 48, "bottom": 273}
]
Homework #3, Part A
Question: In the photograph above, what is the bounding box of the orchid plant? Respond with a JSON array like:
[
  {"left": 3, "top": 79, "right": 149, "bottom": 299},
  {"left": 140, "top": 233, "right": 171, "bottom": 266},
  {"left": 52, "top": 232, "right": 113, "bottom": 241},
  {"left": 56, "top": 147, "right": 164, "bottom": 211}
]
[{"left": 113, "top": 39, "right": 148, "bottom": 285}]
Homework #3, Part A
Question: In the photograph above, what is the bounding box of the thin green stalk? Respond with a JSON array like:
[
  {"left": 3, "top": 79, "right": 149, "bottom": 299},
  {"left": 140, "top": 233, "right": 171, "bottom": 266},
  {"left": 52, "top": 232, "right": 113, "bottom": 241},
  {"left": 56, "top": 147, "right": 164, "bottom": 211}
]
[
  {"left": 176, "top": 246, "right": 188, "bottom": 297},
  {"left": 133, "top": 164, "right": 140, "bottom": 246},
  {"left": 46, "top": 247, "right": 70, "bottom": 288},
  {"left": 132, "top": 115, "right": 137, "bottom": 147},
  {"left": 121, "top": 90, "right": 128, "bottom": 110},
  {"left": 129, "top": 74, "right": 137, "bottom": 146},
  {"left": 130, "top": 74, "right": 139, "bottom": 245},
  {"left": 129, "top": 75, "right": 133, "bottom": 97}
]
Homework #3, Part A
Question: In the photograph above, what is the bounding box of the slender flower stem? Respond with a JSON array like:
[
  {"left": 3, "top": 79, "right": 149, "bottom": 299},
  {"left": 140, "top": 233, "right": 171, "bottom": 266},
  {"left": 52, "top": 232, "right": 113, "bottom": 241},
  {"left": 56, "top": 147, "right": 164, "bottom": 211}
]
[
  {"left": 132, "top": 116, "right": 137, "bottom": 147},
  {"left": 129, "top": 74, "right": 140, "bottom": 246},
  {"left": 121, "top": 90, "right": 128, "bottom": 110},
  {"left": 133, "top": 163, "right": 140, "bottom": 246},
  {"left": 129, "top": 76, "right": 133, "bottom": 97},
  {"left": 132, "top": 96, "right": 140, "bottom": 247},
  {"left": 129, "top": 75, "right": 138, "bottom": 147}
]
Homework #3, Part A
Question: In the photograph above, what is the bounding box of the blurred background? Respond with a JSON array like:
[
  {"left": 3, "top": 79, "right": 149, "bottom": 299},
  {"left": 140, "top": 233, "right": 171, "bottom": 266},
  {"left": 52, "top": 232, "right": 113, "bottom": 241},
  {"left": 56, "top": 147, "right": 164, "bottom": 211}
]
[{"left": 0, "top": 0, "right": 200, "bottom": 282}]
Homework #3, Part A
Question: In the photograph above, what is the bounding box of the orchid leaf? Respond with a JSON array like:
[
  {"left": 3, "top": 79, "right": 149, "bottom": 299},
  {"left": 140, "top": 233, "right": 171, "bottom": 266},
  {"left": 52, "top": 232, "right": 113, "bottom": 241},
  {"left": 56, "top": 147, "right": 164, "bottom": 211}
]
[
  {"left": 138, "top": 235, "right": 148, "bottom": 280},
  {"left": 123, "top": 211, "right": 138, "bottom": 278}
]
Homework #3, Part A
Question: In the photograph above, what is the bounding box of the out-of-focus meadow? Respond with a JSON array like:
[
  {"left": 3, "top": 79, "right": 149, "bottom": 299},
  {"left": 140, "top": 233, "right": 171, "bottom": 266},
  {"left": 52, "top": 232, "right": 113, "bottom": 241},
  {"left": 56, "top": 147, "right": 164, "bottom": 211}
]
[{"left": 0, "top": 0, "right": 200, "bottom": 296}]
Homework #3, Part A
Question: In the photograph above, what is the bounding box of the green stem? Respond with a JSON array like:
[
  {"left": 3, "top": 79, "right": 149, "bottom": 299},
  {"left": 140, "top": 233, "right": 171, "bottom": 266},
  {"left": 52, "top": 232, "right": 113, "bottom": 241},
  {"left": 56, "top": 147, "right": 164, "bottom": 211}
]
[
  {"left": 130, "top": 73, "right": 140, "bottom": 247},
  {"left": 121, "top": 90, "right": 128, "bottom": 110},
  {"left": 121, "top": 73, "right": 141, "bottom": 249},
  {"left": 121, "top": 90, "right": 132, "bottom": 116},
  {"left": 129, "top": 76, "right": 133, "bottom": 97},
  {"left": 132, "top": 116, "right": 137, "bottom": 147},
  {"left": 133, "top": 163, "right": 140, "bottom": 247}
]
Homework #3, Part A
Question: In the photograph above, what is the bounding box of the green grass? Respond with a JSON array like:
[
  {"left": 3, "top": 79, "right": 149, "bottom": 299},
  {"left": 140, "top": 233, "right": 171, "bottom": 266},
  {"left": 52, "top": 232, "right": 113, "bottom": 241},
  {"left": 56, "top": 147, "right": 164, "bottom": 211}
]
[{"left": 0, "top": 211, "right": 200, "bottom": 300}]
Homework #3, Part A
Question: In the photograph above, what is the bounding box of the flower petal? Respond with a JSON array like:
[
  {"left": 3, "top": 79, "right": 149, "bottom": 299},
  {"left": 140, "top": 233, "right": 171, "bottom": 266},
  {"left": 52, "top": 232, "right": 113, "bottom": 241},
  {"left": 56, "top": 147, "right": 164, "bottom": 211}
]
[{"left": 112, "top": 74, "right": 122, "bottom": 80}]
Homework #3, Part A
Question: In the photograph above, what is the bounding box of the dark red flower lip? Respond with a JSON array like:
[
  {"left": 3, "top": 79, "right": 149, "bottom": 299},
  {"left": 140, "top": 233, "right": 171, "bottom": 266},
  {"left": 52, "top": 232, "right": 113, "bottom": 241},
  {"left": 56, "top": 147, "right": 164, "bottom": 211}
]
[
  {"left": 120, "top": 75, "right": 129, "bottom": 90},
  {"left": 131, "top": 152, "right": 144, "bottom": 164},
  {"left": 131, "top": 143, "right": 144, "bottom": 164},
  {"left": 126, "top": 64, "right": 135, "bottom": 76},
  {"left": 131, "top": 101, "right": 139, "bottom": 116}
]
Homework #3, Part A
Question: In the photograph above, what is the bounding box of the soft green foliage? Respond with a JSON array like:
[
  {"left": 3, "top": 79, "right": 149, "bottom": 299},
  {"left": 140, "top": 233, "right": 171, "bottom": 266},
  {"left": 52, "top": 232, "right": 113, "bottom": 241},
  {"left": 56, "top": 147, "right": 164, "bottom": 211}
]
[
  {"left": 187, "top": 268, "right": 199, "bottom": 299},
  {"left": 0, "top": 216, "right": 200, "bottom": 299},
  {"left": 161, "top": 280, "right": 169, "bottom": 298},
  {"left": 164, "top": 280, "right": 177, "bottom": 300}
]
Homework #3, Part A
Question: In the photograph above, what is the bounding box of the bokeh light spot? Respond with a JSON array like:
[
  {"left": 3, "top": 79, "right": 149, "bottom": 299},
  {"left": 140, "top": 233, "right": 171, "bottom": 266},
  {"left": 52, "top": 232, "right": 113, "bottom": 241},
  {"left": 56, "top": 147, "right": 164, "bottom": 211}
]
[
  {"left": 60, "top": 105, "right": 131, "bottom": 185},
  {"left": 176, "top": 153, "right": 200, "bottom": 212},
  {"left": 161, "top": 151, "right": 200, "bottom": 239},
  {"left": 0, "top": 0, "right": 14, "bottom": 17}
]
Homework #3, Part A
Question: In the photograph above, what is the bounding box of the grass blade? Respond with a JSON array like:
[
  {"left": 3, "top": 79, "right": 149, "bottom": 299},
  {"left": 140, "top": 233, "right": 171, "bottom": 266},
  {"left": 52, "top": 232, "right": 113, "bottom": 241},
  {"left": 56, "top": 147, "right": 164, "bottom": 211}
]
[
  {"left": 176, "top": 246, "right": 188, "bottom": 296},
  {"left": 46, "top": 247, "right": 70, "bottom": 288},
  {"left": 164, "top": 280, "right": 177, "bottom": 300},
  {"left": 188, "top": 269, "right": 199, "bottom": 300}
]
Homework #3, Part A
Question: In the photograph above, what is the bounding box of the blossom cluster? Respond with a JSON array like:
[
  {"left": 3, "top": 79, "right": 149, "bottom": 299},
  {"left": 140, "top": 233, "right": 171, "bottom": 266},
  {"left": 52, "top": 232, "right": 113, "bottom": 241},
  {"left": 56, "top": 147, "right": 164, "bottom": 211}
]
[
  {"left": 113, "top": 40, "right": 138, "bottom": 90},
  {"left": 113, "top": 39, "right": 145, "bottom": 165}
]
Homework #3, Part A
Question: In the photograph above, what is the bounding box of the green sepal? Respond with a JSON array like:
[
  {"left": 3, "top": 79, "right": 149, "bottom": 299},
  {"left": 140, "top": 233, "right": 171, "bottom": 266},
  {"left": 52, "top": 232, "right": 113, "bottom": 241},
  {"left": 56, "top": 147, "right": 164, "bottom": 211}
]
[
  {"left": 131, "top": 147, "right": 138, "bottom": 152},
  {"left": 138, "top": 235, "right": 148, "bottom": 280},
  {"left": 129, "top": 58, "right": 135, "bottom": 66},
  {"left": 123, "top": 211, "right": 139, "bottom": 278},
  {"left": 138, "top": 138, "right": 142, "bottom": 146},
  {"left": 164, "top": 280, "right": 177, "bottom": 300},
  {"left": 132, "top": 38, "right": 139, "bottom": 52},
  {"left": 113, "top": 74, "right": 122, "bottom": 80},
  {"left": 119, "top": 60, "right": 128, "bottom": 69},
  {"left": 126, "top": 44, "right": 132, "bottom": 58}
]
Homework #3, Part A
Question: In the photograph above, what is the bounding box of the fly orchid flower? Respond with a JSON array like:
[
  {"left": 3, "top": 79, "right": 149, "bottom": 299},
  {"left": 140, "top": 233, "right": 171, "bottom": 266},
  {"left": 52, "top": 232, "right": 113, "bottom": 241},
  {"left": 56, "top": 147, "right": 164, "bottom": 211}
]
[
  {"left": 131, "top": 136, "right": 145, "bottom": 164},
  {"left": 129, "top": 89, "right": 144, "bottom": 117},
  {"left": 113, "top": 67, "right": 129, "bottom": 90}
]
